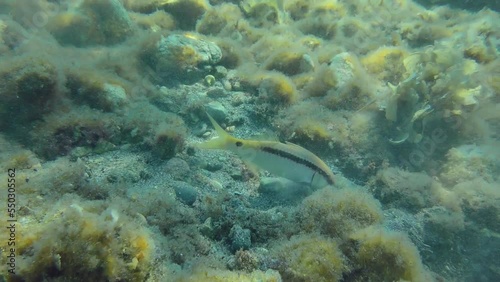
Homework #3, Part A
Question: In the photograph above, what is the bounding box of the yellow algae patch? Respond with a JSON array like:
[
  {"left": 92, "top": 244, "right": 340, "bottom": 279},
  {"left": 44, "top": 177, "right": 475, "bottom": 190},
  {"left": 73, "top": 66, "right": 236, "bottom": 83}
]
[
  {"left": 293, "top": 118, "right": 331, "bottom": 141},
  {"left": 350, "top": 226, "right": 433, "bottom": 282},
  {"left": 313, "top": 0, "right": 347, "bottom": 16},
  {"left": 454, "top": 86, "right": 482, "bottom": 106},
  {"left": 49, "top": 12, "right": 86, "bottom": 29},
  {"left": 271, "top": 234, "right": 345, "bottom": 282},
  {"left": 243, "top": 71, "right": 299, "bottom": 104},
  {"left": 11, "top": 197, "right": 155, "bottom": 281},
  {"left": 300, "top": 188, "right": 383, "bottom": 238},
  {"left": 361, "top": 47, "right": 409, "bottom": 79}
]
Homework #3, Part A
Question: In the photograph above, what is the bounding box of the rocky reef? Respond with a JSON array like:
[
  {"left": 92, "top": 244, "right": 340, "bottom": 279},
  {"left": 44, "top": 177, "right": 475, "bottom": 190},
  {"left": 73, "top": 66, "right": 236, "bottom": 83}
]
[{"left": 0, "top": 0, "right": 499, "bottom": 281}]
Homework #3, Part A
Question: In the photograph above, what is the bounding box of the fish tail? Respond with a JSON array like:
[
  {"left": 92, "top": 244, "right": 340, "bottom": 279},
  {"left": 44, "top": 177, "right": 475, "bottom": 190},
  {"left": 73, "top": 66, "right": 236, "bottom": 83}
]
[{"left": 196, "top": 113, "right": 237, "bottom": 149}]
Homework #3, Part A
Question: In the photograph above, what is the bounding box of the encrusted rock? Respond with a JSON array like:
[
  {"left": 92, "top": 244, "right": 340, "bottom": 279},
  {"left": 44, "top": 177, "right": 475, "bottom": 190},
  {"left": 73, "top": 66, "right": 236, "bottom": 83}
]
[
  {"left": 48, "top": 0, "right": 134, "bottom": 46},
  {"left": 154, "top": 34, "right": 222, "bottom": 83}
]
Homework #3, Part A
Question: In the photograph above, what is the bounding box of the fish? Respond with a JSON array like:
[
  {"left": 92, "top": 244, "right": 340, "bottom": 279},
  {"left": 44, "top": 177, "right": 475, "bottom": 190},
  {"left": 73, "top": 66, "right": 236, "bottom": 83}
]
[{"left": 196, "top": 113, "right": 335, "bottom": 189}]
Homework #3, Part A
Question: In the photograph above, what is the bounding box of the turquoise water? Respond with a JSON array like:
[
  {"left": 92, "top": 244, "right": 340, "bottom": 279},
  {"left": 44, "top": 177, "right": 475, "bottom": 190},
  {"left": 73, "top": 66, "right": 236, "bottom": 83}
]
[{"left": 0, "top": 0, "right": 499, "bottom": 281}]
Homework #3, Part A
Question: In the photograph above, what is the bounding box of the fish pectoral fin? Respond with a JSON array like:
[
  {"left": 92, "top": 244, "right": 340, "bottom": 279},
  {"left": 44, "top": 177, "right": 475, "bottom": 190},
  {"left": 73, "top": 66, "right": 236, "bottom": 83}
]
[{"left": 309, "top": 171, "right": 317, "bottom": 187}]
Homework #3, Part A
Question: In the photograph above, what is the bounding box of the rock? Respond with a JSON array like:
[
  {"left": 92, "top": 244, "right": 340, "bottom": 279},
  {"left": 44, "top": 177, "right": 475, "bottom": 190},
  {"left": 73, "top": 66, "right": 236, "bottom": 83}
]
[
  {"left": 205, "top": 161, "right": 223, "bottom": 172},
  {"left": 206, "top": 88, "right": 227, "bottom": 98},
  {"left": 0, "top": 57, "right": 58, "bottom": 129},
  {"left": 214, "top": 65, "right": 228, "bottom": 78},
  {"left": 329, "top": 52, "right": 356, "bottom": 90},
  {"left": 164, "top": 157, "right": 190, "bottom": 180},
  {"left": 159, "top": 0, "right": 209, "bottom": 30},
  {"left": 101, "top": 83, "right": 128, "bottom": 110},
  {"left": 173, "top": 181, "right": 198, "bottom": 206},
  {"left": 156, "top": 33, "right": 222, "bottom": 73},
  {"left": 199, "top": 217, "right": 215, "bottom": 238},
  {"left": 151, "top": 33, "right": 222, "bottom": 84},
  {"left": 205, "top": 101, "right": 228, "bottom": 121},
  {"left": 66, "top": 72, "right": 130, "bottom": 112},
  {"left": 48, "top": 0, "right": 134, "bottom": 46},
  {"left": 229, "top": 168, "right": 244, "bottom": 181},
  {"left": 229, "top": 224, "right": 251, "bottom": 251}
]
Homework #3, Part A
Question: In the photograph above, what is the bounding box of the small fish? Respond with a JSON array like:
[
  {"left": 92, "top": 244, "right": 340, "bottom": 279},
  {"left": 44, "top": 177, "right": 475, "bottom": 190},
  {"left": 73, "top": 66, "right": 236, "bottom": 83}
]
[{"left": 196, "top": 113, "right": 335, "bottom": 189}]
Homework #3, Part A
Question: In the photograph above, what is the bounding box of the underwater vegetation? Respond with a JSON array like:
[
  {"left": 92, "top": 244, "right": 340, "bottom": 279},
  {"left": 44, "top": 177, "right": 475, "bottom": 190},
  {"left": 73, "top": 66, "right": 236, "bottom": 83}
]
[
  {"left": 0, "top": 0, "right": 499, "bottom": 281},
  {"left": 11, "top": 195, "right": 155, "bottom": 281}
]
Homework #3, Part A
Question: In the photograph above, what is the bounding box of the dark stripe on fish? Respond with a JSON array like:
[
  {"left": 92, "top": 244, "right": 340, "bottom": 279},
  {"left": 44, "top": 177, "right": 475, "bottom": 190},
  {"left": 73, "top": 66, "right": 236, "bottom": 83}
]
[{"left": 261, "top": 146, "right": 334, "bottom": 185}]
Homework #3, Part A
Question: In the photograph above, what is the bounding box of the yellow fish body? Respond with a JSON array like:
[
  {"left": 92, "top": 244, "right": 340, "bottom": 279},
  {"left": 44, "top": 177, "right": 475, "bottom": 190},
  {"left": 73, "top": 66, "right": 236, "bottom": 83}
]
[{"left": 197, "top": 114, "right": 335, "bottom": 189}]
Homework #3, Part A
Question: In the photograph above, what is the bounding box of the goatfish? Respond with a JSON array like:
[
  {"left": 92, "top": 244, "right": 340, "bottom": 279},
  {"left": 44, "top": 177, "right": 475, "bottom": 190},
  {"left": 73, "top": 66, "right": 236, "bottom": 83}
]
[{"left": 196, "top": 113, "right": 335, "bottom": 189}]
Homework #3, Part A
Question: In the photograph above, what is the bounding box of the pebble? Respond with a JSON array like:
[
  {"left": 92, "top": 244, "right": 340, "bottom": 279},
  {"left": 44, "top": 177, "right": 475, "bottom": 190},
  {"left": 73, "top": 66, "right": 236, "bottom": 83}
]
[
  {"left": 164, "top": 157, "right": 190, "bottom": 180},
  {"left": 173, "top": 181, "right": 198, "bottom": 206}
]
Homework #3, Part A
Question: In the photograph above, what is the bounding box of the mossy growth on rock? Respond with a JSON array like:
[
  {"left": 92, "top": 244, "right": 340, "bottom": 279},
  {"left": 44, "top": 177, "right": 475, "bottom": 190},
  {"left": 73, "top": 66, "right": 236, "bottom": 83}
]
[
  {"left": 263, "top": 50, "right": 314, "bottom": 76},
  {"left": 48, "top": 0, "right": 135, "bottom": 46},
  {"left": 65, "top": 70, "right": 130, "bottom": 112},
  {"left": 370, "top": 167, "right": 437, "bottom": 213},
  {"left": 271, "top": 234, "right": 346, "bottom": 282},
  {"left": 257, "top": 72, "right": 298, "bottom": 104},
  {"left": 10, "top": 195, "right": 155, "bottom": 281},
  {"left": 196, "top": 3, "right": 242, "bottom": 36},
  {"left": 299, "top": 187, "right": 383, "bottom": 239},
  {"left": 30, "top": 107, "right": 121, "bottom": 160},
  {"left": 347, "top": 226, "right": 433, "bottom": 282},
  {"left": 0, "top": 57, "right": 60, "bottom": 130},
  {"left": 147, "top": 33, "right": 223, "bottom": 84},
  {"left": 159, "top": 0, "right": 209, "bottom": 30}
]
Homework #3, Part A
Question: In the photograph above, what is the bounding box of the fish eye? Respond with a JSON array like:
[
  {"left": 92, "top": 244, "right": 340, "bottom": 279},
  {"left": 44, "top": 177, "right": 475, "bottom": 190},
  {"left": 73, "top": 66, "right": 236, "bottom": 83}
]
[{"left": 235, "top": 141, "right": 243, "bottom": 147}]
